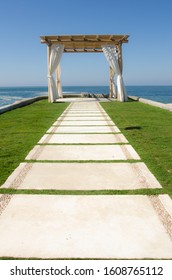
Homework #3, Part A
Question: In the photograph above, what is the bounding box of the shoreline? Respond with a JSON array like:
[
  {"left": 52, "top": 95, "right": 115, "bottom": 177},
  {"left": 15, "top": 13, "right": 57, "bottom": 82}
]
[
  {"left": 1, "top": 86, "right": 172, "bottom": 106},
  {"left": 1, "top": 94, "right": 172, "bottom": 115},
  {"left": 0, "top": 96, "right": 47, "bottom": 114},
  {"left": 128, "top": 96, "right": 172, "bottom": 112}
]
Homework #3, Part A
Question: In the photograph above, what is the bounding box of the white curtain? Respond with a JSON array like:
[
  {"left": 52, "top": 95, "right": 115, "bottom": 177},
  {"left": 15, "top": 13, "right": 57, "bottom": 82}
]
[
  {"left": 102, "top": 45, "right": 127, "bottom": 102},
  {"left": 56, "top": 64, "right": 63, "bottom": 98},
  {"left": 48, "top": 44, "right": 64, "bottom": 102},
  {"left": 110, "top": 67, "right": 117, "bottom": 98}
]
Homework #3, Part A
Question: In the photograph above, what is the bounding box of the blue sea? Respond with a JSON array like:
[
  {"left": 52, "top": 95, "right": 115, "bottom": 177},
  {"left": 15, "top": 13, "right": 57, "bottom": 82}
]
[{"left": 0, "top": 86, "right": 172, "bottom": 107}]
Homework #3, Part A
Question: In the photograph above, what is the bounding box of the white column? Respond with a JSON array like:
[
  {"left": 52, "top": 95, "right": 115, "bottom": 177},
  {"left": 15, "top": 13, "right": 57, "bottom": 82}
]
[
  {"left": 47, "top": 44, "right": 64, "bottom": 102},
  {"left": 102, "top": 45, "right": 127, "bottom": 102}
]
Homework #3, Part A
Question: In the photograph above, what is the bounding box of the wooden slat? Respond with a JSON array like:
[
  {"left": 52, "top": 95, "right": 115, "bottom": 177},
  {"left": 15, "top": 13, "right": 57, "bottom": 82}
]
[
  {"left": 64, "top": 49, "right": 103, "bottom": 53},
  {"left": 48, "top": 41, "right": 127, "bottom": 48},
  {"left": 40, "top": 34, "right": 129, "bottom": 43},
  {"left": 40, "top": 34, "right": 129, "bottom": 52}
]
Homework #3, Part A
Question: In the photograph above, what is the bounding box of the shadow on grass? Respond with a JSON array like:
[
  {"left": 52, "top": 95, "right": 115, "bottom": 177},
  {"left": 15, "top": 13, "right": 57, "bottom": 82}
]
[{"left": 124, "top": 126, "right": 142, "bottom": 130}]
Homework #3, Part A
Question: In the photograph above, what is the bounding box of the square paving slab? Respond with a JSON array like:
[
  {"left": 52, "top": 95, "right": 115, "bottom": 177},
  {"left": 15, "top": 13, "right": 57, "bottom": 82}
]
[
  {"left": 62, "top": 114, "right": 109, "bottom": 118},
  {"left": 53, "top": 120, "right": 115, "bottom": 126},
  {"left": 57, "top": 98, "right": 104, "bottom": 103},
  {"left": 58, "top": 116, "right": 111, "bottom": 121},
  {"left": 38, "top": 133, "right": 128, "bottom": 144},
  {"left": 2, "top": 162, "right": 161, "bottom": 190},
  {"left": 65, "top": 110, "right": 102, "bottom": 113},
  {"left": 47, "top": 125, "right": 120, "bottom": 133},
  {"left": 67, "top": 109, "right": 101, "bottom": 111},
  {"left": 62, "top": 110, "right": 107, "bottom": 113},
  {"left": 25, "top": 144, "right": 140, "bottom": 161},
  {"left": 0, "top": 195, "right": 172, "bottom": 259},
  {"left": 70, "top": 103, "right": 100, "bottom": 108}
]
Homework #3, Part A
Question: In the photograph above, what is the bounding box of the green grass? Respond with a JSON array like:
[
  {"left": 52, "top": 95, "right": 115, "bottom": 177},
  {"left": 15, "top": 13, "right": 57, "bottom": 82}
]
[
  {"left": 0, "top": 99, "right": 172, "bottom": 197},
  {"left": 0, "top": 188, "right": 165, "bottom": 196},
  {"left": 0, "top": 100, "right": 69, "bottom": 185},
  {"left": 101, "top": 101, "right": 172, "bottom": 197}
]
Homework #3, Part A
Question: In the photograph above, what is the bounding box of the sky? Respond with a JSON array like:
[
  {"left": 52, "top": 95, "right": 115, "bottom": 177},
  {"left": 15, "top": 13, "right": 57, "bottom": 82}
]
[{"left": 0, "top": 0, "right": 171, "bottom": 86}]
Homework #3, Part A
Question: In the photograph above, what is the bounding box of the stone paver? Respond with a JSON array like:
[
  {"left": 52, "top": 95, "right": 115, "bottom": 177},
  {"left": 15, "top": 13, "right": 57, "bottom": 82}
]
[
  {"left": 25, "top": 144, "right": 140, "bottom": 161},
  {"left": 58, "top": 116, "right": 111, "bottom": 121},
  {"left": 57, "top": 97, "right": 110, "bottom": 103},
  {"left": 1, "top": 100, "right": 172, "bottom": 259},
  {"left": 2, "top": 162, "right": 161, "bottom": 190},
  {"left": 68, "top": 109, "right": 101, "bottom": 111},
  {"left": 64, "top": 110, "right": 102, "bottom": 113},
  {"left": 0, "top": 195, "right": 172, "bottom": 259},
  {"left": 38, "top": 133, "right": 128, "bottom": 144},
  {"left": 62, "top": 109, "right": 107, "bottom": 115},
  {"left": 62, "top": 113, "right": 108, "bottom": 118},
  {"left": 47, "top": 125, "right": 120, "bottom": 133},
  {"left": 53, "top": 120, "right": 115, "bottom": 126},
  {"left": 70, "top": 101, "right": 102, "bottom": 107}
]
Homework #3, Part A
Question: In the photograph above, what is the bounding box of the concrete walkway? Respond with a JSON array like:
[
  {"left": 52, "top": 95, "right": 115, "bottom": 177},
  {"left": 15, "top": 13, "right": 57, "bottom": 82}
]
[{"left": 0, "top": 101, "right": 172, "bottom": 259}]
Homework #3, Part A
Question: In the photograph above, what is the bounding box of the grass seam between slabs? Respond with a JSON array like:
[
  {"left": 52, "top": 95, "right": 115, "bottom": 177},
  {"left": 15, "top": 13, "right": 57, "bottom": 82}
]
[{"left": 0, "top": 188, "right": 165, "bottom": 196}]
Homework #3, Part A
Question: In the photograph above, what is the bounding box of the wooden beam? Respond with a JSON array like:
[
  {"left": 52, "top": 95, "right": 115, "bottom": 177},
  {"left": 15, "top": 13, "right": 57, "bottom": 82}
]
[
  {"left": 47, "top": 45, "right": 51, "bottom": 102},
  {"left": 117, "top": 43, "right": 123, "bottom": 73},
  {"left": 40, "top": 35, "right": 129, "bottom": 49},
  {"left": 49, "top": 42, "right": 114, "bottom": 49},
  {"left": 109, "top": 66, "right": 113, "bottom": 98},
  {"left": 63, "top": 48, "right": 103, "bottom": 53}
]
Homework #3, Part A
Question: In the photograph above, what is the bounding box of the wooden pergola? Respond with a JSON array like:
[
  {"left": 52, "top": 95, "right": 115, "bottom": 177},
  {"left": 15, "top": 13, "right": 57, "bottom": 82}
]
[{"left": 40, "top": 34, "right": 129, "bottom": 101}]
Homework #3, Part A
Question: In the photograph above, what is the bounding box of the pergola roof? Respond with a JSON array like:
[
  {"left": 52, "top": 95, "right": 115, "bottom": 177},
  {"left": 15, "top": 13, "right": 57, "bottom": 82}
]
[{"left": 40, "top": 34, "right": 129, "bottom": 52}]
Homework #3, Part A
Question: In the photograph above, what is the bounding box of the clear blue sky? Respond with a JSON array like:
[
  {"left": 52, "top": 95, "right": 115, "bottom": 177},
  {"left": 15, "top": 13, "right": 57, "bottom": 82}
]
[{"left": 0, "top": 0, "right": 171, "bottom": 86}]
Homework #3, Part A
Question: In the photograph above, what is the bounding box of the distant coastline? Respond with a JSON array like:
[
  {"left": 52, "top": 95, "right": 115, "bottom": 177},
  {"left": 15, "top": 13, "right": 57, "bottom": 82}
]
[{"left": 0, "top": 86, "right": 172, "bottom": 107}]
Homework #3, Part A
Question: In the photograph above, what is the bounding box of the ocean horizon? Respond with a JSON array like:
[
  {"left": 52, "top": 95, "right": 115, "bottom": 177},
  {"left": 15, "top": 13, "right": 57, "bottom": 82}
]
[{"left": 0, "top": 85, "right": 172, "bottom": 107}]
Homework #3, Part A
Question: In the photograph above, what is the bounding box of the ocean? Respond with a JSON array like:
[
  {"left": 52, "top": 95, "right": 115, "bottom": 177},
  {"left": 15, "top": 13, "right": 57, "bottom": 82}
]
[{"left": 0, "top": 86, "right": 172, "bottom": 107}]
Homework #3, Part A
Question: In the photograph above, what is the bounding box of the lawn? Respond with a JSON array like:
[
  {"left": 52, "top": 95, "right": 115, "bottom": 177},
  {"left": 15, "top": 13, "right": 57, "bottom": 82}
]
[
  {"left": 102, "top": 101, "right": 172, "bottom": 196},
  {"left": 0, "top": 99, "right": 171, "bottom": 198},
  {"left": 0, "top": 100, "right": 69, "bottom": 185}
]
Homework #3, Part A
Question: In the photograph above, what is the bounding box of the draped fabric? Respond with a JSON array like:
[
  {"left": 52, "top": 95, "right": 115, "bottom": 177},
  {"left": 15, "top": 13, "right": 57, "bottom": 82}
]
[
  {"left": 110, "top": 67, "right": 117, "bottom": 98},
  {"left": 56, "top": 64, "right": 63, "bottom": 98},
  {"left": 48, "top": 44, "right": 64, "bottom": 102},
  {"left": 102, "top": 45, "right": 127, "bottom": 102}
]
